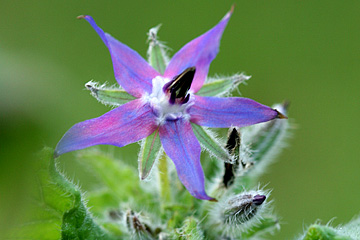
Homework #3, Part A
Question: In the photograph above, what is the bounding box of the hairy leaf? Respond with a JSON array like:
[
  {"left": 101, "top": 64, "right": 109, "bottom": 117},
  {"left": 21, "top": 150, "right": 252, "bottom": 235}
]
[
  {"left": 76, "top": 150, "right": 154, "bottom": 208},
  {"left": 6, "top": 147, "right": 113, "bottom": 239},
  {"left": 302, "top": 224, "right": 351, "bottom": 240}
]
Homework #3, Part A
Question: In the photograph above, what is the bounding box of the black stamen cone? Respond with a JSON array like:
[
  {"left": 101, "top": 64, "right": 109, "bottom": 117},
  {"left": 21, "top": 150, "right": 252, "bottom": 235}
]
[{"left": 163, "top": 67, "right": 196, "bottom": 104}]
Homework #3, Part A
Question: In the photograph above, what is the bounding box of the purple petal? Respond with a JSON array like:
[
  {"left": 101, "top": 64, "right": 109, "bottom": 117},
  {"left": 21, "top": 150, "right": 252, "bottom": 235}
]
[
  {"left": 189, "top": 95, "right": 280, "bottom": 128},
  {"left": 79, "top": 15, "right": 160, "bottom": 98},
  {"left": 163, "top": 7, "right": 233, "bottom": 93},
  {"left": 55, "top": 99, "right": 157, "bottom": 156},
  {"left": 159, "top": 119, "right": 214, "bottom": 200}
]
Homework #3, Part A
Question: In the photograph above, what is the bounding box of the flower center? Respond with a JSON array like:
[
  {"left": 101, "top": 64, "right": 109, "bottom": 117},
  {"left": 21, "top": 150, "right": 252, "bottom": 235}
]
[{"left": 143, "top": 68, "right": 196, "bottom": 125}]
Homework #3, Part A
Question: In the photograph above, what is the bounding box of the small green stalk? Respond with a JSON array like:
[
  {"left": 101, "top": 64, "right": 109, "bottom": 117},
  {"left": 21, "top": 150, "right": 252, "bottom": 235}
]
[{"left": 158, "top": 153, "right": 171, "bottom": 207}]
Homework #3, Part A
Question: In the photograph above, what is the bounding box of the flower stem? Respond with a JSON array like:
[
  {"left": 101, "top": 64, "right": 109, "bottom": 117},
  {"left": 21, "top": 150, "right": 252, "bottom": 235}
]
[{"left": 158, "top": 152, "right": 171, "bottom": 208}]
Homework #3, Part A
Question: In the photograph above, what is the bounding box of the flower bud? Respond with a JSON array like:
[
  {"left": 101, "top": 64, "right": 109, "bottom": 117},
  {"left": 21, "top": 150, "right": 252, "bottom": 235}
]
[
  {"left": 222, "top": 193, "right": 266, "bottom": 226},
  {"left": 125, "top": 210, "right": 155, "bottom": 239},
  {"left": 208, "top": 190, "right": 270, "bottom": 237}
]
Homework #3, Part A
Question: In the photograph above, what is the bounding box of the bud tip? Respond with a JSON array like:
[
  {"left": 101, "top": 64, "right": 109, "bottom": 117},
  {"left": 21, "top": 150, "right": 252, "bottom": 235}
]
[{"left": 253, "top": 194, "right": 266, "bottom": 206}]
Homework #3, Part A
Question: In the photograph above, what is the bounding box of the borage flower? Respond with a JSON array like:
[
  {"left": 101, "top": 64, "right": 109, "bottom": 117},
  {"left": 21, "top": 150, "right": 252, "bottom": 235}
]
[{"left": 55, "top": 7, "right": 286, "bottom": 200}]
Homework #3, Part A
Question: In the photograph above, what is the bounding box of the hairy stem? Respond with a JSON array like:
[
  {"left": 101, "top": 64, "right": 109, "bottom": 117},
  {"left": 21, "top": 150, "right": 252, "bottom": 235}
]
[{"left": 158, "top": 152, "right": 171, "bottom": 209}]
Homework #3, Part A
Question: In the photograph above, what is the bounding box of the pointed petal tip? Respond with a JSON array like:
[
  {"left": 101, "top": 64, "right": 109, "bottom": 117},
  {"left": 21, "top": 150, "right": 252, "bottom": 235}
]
[
  {"left": 77, "top": 15, "right": 86, "bottom": 20},
  {"left": 77, "top": 15, "right": 93, "bottom": 22},
  {"left": 209, "top": 197, "right": 218, "bottom": 202},
  {"left": 230, "top": 4, "right": 235, "bottom": 14},
  {"left": 223, "top": 5, "right": 235, "bottom": 20},
  {"left": 275, "top": 110, "right": 288, "bottom": 119}
]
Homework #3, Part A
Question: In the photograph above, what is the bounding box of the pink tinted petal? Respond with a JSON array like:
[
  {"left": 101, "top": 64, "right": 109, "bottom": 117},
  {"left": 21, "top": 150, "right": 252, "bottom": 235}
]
[
  {"left": 55, "top": 99, "right": 157, "bottom": 156},
  {"left": 159, "top": 119, "right": 214, "bottom": 200},
  {"left": 189, "top": 95, "right": 280, "bottom": 128},
  {"left": 164, "top": 7, "right": 233, "bottom": 93},
  {"left": 80, "top": 15, "right": 160, "bottom": 97}
]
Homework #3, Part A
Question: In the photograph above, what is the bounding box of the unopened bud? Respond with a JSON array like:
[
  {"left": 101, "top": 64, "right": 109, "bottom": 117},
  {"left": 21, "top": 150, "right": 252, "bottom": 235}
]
[
  {"left": 222, "top": 192, "right": 266, "bottom": 226},
  {"left": 125, "top": 210, "right": 155, "bottom": 239},
  {"left": 208, "top": 190, "right": 270, "bottom": 237}
]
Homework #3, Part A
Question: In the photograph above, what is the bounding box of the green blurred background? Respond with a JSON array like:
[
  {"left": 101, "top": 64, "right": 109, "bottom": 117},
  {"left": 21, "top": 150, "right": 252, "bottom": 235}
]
[{"left": 1, "top": 1, "right": 359, "bottom": 239}]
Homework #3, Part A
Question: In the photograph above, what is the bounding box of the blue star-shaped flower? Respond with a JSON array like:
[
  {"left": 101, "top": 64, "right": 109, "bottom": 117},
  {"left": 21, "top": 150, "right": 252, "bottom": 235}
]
[{"left": 56, "top": 7, "right": 285, "bottom": 200}]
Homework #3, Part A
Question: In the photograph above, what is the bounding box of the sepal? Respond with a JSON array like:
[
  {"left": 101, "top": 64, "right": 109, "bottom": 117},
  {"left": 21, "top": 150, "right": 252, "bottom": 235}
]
[
  {"left": 138, "top": 128, "right": 162, "bottom": 180},
  {"left": 191, "top": 123, "right": 233, "bottom": 163},
  {"left": 147, "top": 25, "right": 170, "bottom": 74},
  {"left": 86, "top": 81, "right": 136, "bottom": 106},
  {"left": 196, "top": 73, "right": 250, "bottom": 97}
]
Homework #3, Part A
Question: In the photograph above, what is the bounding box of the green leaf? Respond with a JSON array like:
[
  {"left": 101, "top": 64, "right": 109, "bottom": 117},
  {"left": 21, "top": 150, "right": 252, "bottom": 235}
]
[
  {"left": 85, "top": 190, "right": 120, "bottom": 218},
  {"left": 138, "top": 128, "right": 162, "bottom": 180},
  {"left": 76, "top": 150, "right": 154, "bottom": 207},
  {"left": 196, "top": 73, "right": 250, "bottom": 97},
  {"left": 191, "top": 123, "right": 232, "bottom": 163},
  {"left": 85, "top": 81, "right": 136, "bottom": 106},
  {"left": 302, "top": 224, "right": 351, "bottom": 240},
  {"left": 147, "top": 25, "right": 169, "bottom": 74},
  {"left": 6, "top": 147, "right": 113, "bottom": 240},
  {"left": 300, "top": 217, "right": 360, "bottom": 240}
]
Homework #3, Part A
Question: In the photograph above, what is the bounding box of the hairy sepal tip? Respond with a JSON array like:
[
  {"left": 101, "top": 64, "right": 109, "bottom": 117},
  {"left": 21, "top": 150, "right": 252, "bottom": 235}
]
[{"left": 85, "top": 81, "right": 98, "bottom": 93}]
